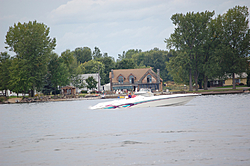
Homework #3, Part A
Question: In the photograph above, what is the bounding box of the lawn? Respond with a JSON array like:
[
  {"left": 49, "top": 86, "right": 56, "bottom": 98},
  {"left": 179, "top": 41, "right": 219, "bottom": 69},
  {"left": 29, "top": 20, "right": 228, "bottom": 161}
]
[{"left": 217, "top": 85, "right": 248, "bottom": 88}]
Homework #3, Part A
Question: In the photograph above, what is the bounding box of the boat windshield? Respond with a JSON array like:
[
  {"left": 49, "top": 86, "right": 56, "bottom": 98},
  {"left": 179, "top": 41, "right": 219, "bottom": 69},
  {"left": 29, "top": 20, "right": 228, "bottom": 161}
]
[{"left": 139, "top": 88, "right": 151, "bottom": 93}]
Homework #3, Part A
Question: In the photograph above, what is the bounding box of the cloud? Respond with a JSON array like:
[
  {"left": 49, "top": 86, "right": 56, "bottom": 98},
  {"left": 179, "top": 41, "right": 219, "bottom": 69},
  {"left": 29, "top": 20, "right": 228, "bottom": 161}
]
[
  {"left": 2, "top": 0, "right": 250, "bottom": 59},
  {"left": 46, "top": 0, "right": 173, "bottom": 57},
  {"left": 0, "top": 14, "right": 16, "bottom": 21},
  {"left": 48, "top": 0, "right": 167, "bottom": 25}
]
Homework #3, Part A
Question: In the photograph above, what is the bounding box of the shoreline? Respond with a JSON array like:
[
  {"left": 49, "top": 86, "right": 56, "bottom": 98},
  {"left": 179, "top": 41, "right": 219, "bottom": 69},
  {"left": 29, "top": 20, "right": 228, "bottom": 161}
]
[
  {"left": 2, "top": 95, "right": 102, "bottom": 104},
  {"left": 199, "top": 90, "right": 248, "bottom": 95},
  {"left": 2, "top": 89, "right": 249, "bottom": 104}
]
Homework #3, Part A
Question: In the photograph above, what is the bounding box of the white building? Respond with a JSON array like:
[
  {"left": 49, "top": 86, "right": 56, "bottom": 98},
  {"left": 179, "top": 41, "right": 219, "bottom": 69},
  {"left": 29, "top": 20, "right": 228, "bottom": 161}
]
[
  {"left": 101, "top": 83, "right": 111, "bottom": 91},
  {"left": 0, "top": 90, "right": 29, "bottom": 97},
  {"left": 77, "top": 73, "right": 101, "bottom": 93}
]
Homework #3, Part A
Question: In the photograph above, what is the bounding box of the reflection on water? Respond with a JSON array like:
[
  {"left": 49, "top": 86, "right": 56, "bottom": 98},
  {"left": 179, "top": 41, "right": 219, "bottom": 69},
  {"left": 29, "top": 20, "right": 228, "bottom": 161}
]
[{"left": 0, "top": 94, "right": 250, "bottom": 165}]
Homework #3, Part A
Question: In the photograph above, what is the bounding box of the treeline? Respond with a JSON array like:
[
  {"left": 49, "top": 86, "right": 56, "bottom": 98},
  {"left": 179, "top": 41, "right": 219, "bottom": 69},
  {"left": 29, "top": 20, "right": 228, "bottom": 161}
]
[
  {"left": 0, "top": 21, "right": 171, "bottom": 97},
  {"left": 166, "top": 5, "right": 250, "bottom": 91},
  {"left": 0, "top": 47, "right": 171, "bottom": 96},
  {"left": 1, "top": 5, "right": 249, "bottom": 97}
]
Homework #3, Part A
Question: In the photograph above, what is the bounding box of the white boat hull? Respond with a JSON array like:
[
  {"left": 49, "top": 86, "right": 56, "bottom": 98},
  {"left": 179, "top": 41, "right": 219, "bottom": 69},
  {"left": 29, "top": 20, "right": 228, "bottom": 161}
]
[
  {"left": 132, "top": 94, "right": 197, "bottom": 108},
  {"left": 89, "top": 93, "right": 199, "bottom": 110}
]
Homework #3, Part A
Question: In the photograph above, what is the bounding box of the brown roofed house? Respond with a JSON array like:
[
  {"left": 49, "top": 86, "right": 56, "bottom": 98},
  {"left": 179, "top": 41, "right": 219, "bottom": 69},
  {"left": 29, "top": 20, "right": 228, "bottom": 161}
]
[{"left": 109, "top": 68, "right": 163, "bottom": 91}]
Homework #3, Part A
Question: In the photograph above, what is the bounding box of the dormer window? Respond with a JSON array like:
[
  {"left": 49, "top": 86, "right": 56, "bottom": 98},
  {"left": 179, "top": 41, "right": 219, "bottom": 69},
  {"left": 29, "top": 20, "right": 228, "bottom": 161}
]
[
  {"left": 147, "top": 75, "right": 152, "bottom": 83},
  {"left": 118, "top": 76, "right": 124, "bottom": 84},
  {"left": 129, "top": 75, "right": 134, "bottom": 84}
]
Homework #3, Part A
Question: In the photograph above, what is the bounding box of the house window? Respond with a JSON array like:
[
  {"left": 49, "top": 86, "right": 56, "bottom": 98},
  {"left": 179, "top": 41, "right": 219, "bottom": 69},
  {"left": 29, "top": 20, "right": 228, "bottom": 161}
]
[
  {"left": 147, "top": 75, "right": 152, "bottom": 83},
  {"left": 129, "top": 75, "right": 134, "bottom": 84},
  {"left": 118, "top": 76, "right": 124, "bottom": 84}
]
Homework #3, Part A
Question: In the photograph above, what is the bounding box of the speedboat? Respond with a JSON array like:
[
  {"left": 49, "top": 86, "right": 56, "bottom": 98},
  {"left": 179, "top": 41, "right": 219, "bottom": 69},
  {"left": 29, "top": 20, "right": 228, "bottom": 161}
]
[{"left": 89, "top": 89, "right": 199, "bottom": 109}]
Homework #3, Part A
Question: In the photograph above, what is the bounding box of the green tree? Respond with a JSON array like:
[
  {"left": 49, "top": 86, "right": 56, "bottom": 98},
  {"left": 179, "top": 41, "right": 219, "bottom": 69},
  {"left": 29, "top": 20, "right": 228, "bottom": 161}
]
[
  {"left": 201, "top": 15, "right": 224, "bottom": 90},
  {"left": 9, "top": 57, "right": 31, "bottom": 96},
  {"left": 0, "top": 52, "right": 11, "bottom": 96},
  {"left": 124, "top": 49, "right": 142, "bottom": 59},
  {"left": 73, "top": 47, "right": 92, "bottom": 64},
  {"left": 61, "top": 49, "right": 75, "bottom": 70},
  {"left": 91, "top": 51, "right": 116, "bottom": 84},
  {"left": 117, "top": 51, "right": 126, "bottom": 61},
  {"left": 166, "top": 11, "right": 215, "bottom": 91},
  {"left": 5, "top": 21, "right": 56, "bottom": 96},
  {"left": 86, "top": 76, "right": 98, "bottom": 90},
  {"left": 103, "top": 52, "right": 108, "bottom": 57},
  {"left": 98, "top": 56, "right": 115, "bottom": 84},
  {"left": 115, "top": 58, "right": 135, "bottom": 69},
  {"left": 47, "top": 53, "right": 70, "bottom": 94},
  {"left": 92, "top": 47, "right": 102, "bottom": 60},
  {"left": 60, "top": 49, "right": 82, "bottom": 88},
  {"left": 142, "top": 49, "right": 171, "bottom": 82},
  {"left": 42, "top": 74, "right": 54, "bottom": 95},
  {"left": 220, "top": 6, "right": 250, "bottom": 89},
  {"left": 132, "top": 52, "right": 146, "bottom": 67},
  {"left": 166, "top": 51, "right": 189, "bottom": 84}
]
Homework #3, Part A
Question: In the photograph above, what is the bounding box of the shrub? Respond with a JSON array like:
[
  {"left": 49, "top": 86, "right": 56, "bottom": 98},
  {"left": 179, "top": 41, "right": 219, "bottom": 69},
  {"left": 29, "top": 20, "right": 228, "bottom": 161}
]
[
  {"left": 0, "top": 96, "right": 7, "bottom": 102},
  {"left": 81, "top": 90, "right": 87, "bottom": 94},
  {"left": 78, "top": 94, "right": 85, "bottom": 97}
]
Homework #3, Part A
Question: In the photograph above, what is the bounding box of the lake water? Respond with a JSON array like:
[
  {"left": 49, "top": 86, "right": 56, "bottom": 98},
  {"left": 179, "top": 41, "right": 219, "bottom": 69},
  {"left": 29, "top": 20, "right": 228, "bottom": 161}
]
[{"left": 0, "top": 93, "right": 250, "bottom": 166}]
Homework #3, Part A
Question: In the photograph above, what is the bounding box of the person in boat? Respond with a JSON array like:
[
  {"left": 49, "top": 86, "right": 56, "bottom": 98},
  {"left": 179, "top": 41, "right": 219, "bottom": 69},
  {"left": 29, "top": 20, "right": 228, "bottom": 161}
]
[
  {"left": 131, "top": 92, "right": 136, "bottom": 98},
  {"left": 128, "top": 93, "right": 132, "bottom": 99}
]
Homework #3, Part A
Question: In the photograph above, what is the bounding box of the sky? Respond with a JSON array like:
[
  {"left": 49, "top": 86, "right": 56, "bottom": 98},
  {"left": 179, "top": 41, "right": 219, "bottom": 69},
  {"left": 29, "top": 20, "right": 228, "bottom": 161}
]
[{"left": 1, "top": 0, "right": 249, "bottom": 59}]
